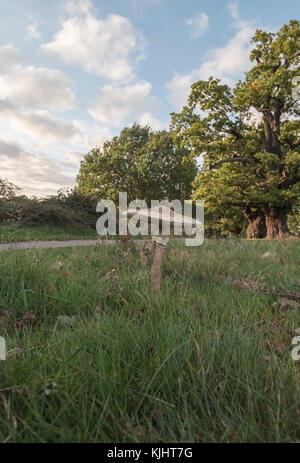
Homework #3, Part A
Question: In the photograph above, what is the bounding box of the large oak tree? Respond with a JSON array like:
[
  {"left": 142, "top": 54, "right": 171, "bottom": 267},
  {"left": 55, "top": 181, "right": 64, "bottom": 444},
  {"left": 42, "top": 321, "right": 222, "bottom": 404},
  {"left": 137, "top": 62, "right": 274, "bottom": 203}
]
[{"left": 171, "top": 20, "right": 300, "bottom": 239}]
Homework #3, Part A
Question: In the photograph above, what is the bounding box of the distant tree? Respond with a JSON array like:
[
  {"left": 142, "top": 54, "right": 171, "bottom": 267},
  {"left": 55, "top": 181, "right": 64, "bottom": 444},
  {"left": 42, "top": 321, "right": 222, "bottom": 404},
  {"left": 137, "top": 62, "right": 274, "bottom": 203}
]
[
  {"left": 0, "top": 178, "right": 20, "bottom": 199},
  {"left": 171, "top": 20, "right": 300, "bottom": 239},
  {"left": 77, "top": 124, "right": 197, "bottom": 205}
]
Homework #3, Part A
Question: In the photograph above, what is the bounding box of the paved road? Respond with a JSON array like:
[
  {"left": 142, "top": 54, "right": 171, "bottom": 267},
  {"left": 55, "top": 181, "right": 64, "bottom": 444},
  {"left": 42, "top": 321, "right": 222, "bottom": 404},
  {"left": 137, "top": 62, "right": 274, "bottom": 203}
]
[
  {"left": 0, "top": 239, "right": 117, "bottom": 252},
  {"left": 0, "top": 238, "right": 186, "bottom": 252}
]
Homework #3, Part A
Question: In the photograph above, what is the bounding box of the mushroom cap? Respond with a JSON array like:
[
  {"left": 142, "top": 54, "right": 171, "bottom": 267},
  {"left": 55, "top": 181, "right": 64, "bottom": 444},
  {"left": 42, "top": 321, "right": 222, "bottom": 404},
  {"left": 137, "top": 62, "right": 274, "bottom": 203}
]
[{"left": 123, "top": 205, "right": 201, "bottom": 226}]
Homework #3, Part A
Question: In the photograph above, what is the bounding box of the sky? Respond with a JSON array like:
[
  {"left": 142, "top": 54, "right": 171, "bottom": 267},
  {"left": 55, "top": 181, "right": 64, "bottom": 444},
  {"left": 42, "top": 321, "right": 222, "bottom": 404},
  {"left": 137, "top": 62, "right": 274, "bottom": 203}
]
[{"left": 0, "top": 0, "right": 299, "bottom": 196}]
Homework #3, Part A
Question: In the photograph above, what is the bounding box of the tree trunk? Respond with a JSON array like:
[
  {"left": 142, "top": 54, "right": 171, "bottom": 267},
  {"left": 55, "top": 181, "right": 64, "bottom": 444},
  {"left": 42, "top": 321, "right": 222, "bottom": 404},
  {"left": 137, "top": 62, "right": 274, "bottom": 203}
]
[
  {"left": 263, "top": 206, "right": 289, "bottom": 240},
  {"left": 262, "top": 108, "right": 281, "bottom": 155},
  {"left": 243, "top": 207, "right": 267, "bottom": 239}
]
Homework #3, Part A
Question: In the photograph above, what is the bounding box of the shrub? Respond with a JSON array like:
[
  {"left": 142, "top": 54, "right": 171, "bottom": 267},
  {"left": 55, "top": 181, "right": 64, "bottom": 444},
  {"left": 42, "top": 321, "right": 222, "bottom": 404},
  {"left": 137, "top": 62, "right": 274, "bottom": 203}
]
[{"left": 0, "top": 189, "right": 98, "bottom": 229}]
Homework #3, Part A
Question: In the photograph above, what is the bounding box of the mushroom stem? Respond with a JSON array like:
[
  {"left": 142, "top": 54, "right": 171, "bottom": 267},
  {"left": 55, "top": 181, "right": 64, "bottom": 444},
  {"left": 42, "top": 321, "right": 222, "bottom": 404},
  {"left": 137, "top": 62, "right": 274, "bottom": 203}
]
[{"left": 151, "top": 236, "right": 169, "bottom": 295}]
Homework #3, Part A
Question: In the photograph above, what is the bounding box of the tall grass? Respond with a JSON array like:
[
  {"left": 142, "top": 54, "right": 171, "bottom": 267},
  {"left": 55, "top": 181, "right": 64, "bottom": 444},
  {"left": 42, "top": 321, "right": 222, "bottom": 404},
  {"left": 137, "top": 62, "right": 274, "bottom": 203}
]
[
  {"left": 0, "top": 224, "right": 98, "bottom": 243},
  {"left": 0, "top": 239, "right": 299, "bottom": 442}
]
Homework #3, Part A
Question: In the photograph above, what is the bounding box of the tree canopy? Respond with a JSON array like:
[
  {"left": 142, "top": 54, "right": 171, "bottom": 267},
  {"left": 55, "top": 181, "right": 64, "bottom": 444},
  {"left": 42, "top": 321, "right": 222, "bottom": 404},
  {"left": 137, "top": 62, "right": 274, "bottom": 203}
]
[
  {"left": 170, "top": 20, "right": 300, "bottom": 239},
  {"left": 77, "top": 124, "right": 197, "bottom": 205},
  {"left": 0, "top": 178, "right": 20, "bottom": 199}
]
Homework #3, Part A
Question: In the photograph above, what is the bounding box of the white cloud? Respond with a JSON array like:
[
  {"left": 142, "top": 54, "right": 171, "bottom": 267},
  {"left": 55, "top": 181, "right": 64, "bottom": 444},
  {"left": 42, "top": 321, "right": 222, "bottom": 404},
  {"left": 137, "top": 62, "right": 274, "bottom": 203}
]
[
  {"left": 0, "top": 40, "right": 115, "bottom": 195},
  {"left": 88, "top": 81, "right": 152, "bottom": 126},
  {"left": 0, "top": 44, "right": 21, "bottom": 74},
  {"left": 0, "top": 138, "right": 24, "bottom": 158},
  {"left": 0, "top": 137, "right": 76, "bottom": 196},
  {"left": 138, "top": 112, "right": 164, "bottom": 130},
  {"left": 0, "top": 116, "right": 115, "bottom": 194},
  {"left": 71, "top": 119, "right": 113, "bottom": 149},
  {"left": 64, "top": 150, "right": 84, "bottom": 168},
  {"left": 166, "top": 73, "right": 199, "bottom": 111},
  {"left": 0, "top": 100, "right": 83, "bottom": 144},
  {"left": 87, "top": 128, "right": 113, "bottom": 149},
  {"left": 64, "top": 0, "right": 93, "bottom": 15},
  {"left": 0, "top": 45, "right": 77, "bottom": 111},
  {"left": 41, "top": 1, "right": 146, "bottom": 81},
  {"left": 27, "top": 22, "right": 41, "bottom": 39},
  {"left": 11, "top": 111, "right": 82, "bottom": 144},
  {"left": 1, "top": 66, "right": 77, "bottom": 111},
  {"left": 184, "top": 13, "right": 209, "bottom": 39},
  {"left": 200, "top": 25, "right": 253, "bottom": 77},
  {"left": 166, "top": 2, "right": 255, "bottom": 109},
  {"left": 0, "top": 44, "right": 80, "bottom": 144}
]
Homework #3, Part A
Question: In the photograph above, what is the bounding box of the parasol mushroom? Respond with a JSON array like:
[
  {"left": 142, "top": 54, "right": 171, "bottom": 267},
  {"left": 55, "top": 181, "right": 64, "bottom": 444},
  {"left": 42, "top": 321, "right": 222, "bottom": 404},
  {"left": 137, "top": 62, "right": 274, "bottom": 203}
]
[{"left": 123, "top": 205, "right": 201, "bottom": 295}]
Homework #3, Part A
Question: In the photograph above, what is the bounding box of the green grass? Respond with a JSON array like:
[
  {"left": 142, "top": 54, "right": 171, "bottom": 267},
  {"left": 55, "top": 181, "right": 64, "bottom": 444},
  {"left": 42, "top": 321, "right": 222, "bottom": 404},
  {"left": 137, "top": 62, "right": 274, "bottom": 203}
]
[
  {"left": 0, "top": 224, "right": 98, "bottom": 243},
  {"left": 0, "top": 239, "right": 299, "bottom": 443}
]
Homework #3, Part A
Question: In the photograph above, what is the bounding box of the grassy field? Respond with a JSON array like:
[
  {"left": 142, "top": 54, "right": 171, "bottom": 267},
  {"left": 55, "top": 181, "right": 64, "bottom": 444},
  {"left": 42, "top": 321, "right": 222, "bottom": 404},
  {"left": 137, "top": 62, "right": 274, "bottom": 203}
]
[
  {"left": 0, "top": 224, "right": 98, "bottom": 243},
  {"left": 0, "top": 238, "right": 299, "bottom": 443}
]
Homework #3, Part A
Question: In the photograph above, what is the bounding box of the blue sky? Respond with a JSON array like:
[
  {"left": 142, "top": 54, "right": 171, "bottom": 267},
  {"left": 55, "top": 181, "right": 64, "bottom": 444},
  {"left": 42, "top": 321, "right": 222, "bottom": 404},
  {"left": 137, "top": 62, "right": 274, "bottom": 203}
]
[{"left": 0, "top": 0, "right": 299, "bottom": 196}]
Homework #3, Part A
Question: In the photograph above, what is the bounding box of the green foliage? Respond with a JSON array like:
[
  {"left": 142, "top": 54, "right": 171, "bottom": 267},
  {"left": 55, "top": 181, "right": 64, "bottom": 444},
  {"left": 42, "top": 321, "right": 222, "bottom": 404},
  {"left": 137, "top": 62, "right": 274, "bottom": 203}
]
[
  {"left": 288, "top": 207, "right": 300, "bottom": 235},
  {"left": 170, "top": 20, "right": 300, "bottom": 237},
  {"left": 77, "top": 124, "right": 197, "bottom": 204},
  {"left": 204, "top": 206, "right": 246, "bottom": 237},
  {"left": 0, "top": 189, "right": 97, "bottom": 229}
]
